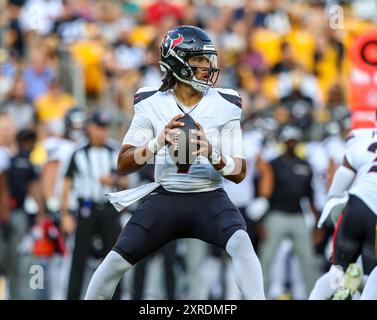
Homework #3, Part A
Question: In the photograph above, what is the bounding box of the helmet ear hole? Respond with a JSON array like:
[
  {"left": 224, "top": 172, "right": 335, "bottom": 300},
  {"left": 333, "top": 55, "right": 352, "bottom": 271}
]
[
  {"left": 177, "top": 50, "right": 186, "bottom": 58},
  {"left": 181, "top": 67, "right": 193, "bottom": 79}
]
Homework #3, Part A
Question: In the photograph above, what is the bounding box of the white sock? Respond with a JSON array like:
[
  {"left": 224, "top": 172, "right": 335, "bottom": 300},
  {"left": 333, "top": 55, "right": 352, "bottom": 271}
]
[
  {"left": 84, "top": 251, "right": 132, "bottom": 300},
  {"left": 360, "top": 267, "right": 377, "bottom": 300},
  {"left": 225, "top": 230, "right": 265, "bottom": 300},
  {"left": 225, "top": 259, "right": 242, "bottom": 300},
  {"left": 308, "top": 265, "right": 343, "bottom": 300}
]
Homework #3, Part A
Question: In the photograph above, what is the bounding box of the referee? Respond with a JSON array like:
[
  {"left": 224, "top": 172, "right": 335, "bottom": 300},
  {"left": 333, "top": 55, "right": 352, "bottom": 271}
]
[{"left": 62, "top": 110, "right": 126, "bottom": 300}]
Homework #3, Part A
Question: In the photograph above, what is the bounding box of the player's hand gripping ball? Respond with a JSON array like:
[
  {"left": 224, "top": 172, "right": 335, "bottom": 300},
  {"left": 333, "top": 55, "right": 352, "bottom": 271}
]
[{"left": 166, "top": 114, "right": 199, "bottom": 173}]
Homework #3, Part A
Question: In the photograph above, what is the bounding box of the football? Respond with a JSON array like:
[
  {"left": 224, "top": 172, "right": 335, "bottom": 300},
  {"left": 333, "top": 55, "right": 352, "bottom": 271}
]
[{"left": 168, "top": 114, "right": 199, "bottom": 173}]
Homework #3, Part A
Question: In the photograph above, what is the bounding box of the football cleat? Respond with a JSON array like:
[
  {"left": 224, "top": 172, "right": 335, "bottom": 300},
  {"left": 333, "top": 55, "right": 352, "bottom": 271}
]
[{"left": 331, "top": 263, "right": 363, "bottom": 300}]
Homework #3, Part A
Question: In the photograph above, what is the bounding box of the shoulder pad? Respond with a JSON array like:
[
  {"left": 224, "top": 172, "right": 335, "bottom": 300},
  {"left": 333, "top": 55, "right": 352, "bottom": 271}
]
[
  {"left": 216, "top": 88, "right": 242, "bottom": 109},
  {"left": 346, "top": 128, "right": 377, "bottom": 145},
  {"left": 134, "top": 87, "right": 159, "bottom": 105}
]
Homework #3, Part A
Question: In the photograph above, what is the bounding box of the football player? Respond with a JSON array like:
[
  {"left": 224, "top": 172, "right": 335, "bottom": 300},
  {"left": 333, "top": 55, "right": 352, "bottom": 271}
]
[
  {"left": 40, "top": 107, "right": 87, "bottom": 299},
  {"left": 43, "top": 107, "right": 87, "bottom": 230},
  {"left": 85, "top": 25, "right": 265, "bottom": 300},
  {"left": 309, "top": 116, "right": 377, "bottom": 300}
]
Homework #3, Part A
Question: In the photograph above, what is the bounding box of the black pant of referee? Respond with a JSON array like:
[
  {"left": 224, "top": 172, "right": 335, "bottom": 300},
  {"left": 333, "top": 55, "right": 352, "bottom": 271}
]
[{"left": 67, "top": 200, "right": 122, "bottom": 299}]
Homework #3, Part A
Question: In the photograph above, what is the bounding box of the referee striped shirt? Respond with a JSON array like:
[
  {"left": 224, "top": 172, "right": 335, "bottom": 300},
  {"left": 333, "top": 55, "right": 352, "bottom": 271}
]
[{"left": 65, "top": 139, "right": 120, "bottom": 203}]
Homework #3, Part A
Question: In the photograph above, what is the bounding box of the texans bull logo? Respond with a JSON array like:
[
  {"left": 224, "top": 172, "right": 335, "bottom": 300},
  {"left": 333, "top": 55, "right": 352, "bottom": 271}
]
[{"left": 161, "top": 32, "right": 184, "bottom": 58}]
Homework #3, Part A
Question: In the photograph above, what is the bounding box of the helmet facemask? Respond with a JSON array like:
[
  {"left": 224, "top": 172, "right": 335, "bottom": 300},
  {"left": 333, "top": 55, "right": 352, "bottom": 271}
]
[
  {"left": 65, "top": 109, "right": 87, "bottom": 141},
  {"left": 185, "top": 52, "right": 220, "bottom": 93},
  {"left": 160, "top": 51, "right": 219, "bottom": 93}
]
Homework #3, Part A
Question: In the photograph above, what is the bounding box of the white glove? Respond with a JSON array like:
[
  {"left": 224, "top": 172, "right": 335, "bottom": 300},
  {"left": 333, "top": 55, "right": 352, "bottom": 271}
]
[
  {"left": 46, "top": 197, "right": 61, "bottom": 212},
  {"left": 246, "top": 197, "right": 270, "bottom": 222}
]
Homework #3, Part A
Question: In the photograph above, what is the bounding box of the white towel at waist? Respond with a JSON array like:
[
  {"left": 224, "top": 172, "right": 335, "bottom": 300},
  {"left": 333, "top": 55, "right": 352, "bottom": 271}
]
[{"left": 105, "top": 182, "right": 160, "bottom": 212}]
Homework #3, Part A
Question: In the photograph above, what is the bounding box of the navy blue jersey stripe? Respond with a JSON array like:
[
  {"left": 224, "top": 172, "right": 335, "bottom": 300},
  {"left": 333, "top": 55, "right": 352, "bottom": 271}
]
[
  {"left": 217, "top": 92, "right": 242, "bottom": 109},
  {"left": 134, "top": 90, "right": 158, "bottom": 105}
]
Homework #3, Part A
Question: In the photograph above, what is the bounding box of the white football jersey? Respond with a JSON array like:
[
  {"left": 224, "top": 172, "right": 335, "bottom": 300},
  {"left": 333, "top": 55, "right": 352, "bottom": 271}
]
[
  {"left": 44, "top": 136, "right": 79, "bottom": 209},
  {"left": 346, "top": 128, "right": 377, "bottom": 215},
  {"left": 123, "top": 87, "right": 244, "bottom": 193},
  {"left": 224, "top": 130, "right": 263, "bottom": 207}
]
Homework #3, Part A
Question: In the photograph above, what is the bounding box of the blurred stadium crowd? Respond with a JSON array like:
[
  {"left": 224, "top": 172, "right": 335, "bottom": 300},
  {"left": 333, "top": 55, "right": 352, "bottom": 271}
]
[{"left": 0, "top": 0, "right": 376, "bottom": 300}]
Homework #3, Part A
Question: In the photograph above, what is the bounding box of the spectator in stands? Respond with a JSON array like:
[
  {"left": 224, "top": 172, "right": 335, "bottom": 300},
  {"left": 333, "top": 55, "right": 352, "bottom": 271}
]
[
  {"left": 69, "top": 22, "right": 107, "bottom": 102},
  {"left": 4, "top": 0, "right": 26, "bottom": 60},
  {"left": 35, "top": 77, "right": 76, "bottom": 135},
  {"left": 23, "top": 47, "right": 55, "bottom": 103},
  {"left": 271, "top": 42, "right": 296, "bottom": 74},
  {"left": 144, "top": 0, "right": 184, "bottom": 25},
  {"left": 51, "top": 0, "right": 88, "bottom": 44},
  {"left": 0, "top": 76, "right": 36, "bottom": 131},
  {"left": 0, "top": 50, "right": 16, "bottom": 105}
]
